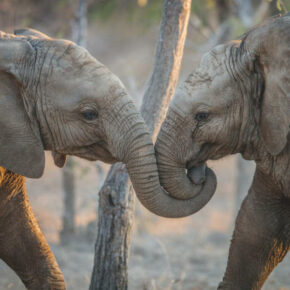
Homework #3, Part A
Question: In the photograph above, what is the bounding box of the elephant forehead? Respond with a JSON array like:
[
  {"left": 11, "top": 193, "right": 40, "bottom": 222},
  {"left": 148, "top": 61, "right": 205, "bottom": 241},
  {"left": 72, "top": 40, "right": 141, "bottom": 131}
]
[
  {"left": 48, "top": 42, "right": 126, "bottom": 93},
  {"left": 199, "top": 45, "right": 228, "bottom": 75},
  {"left": 184, "top": 53, "right": 229, "bottom": 94},
  {"left": 172, "top": 73, "right": 236, "bottom": 114},
  {"left": 48, "top": 42, "right": 109, "bottom": 79},
  {"left": 46, "top": 68, "right": 126, "bottom": 109},
  {"left": 54, "top": 55, "right": 107, "bottom": 78}
]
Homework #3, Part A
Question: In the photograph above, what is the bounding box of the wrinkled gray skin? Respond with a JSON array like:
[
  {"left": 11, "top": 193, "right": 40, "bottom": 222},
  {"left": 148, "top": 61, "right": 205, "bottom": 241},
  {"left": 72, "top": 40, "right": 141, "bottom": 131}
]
[
  {"left": 0, "top": 28, "right": 216, "bottom": 289},
  {"left": 0, "top": 29, "right": 218, "bottom": 217},
  {"left": 156, "top": 15, "right": 290, "bottom": 289}
]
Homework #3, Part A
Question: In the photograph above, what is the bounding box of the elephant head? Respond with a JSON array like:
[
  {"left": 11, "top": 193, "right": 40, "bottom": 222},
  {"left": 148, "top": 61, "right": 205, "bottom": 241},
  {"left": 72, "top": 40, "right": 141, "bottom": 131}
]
[
  {"left": 155, "top": 15, "right": 290, "bottom": 211},
  {"left": 0, "top": 29, "right": 129, "bottom": 176},
  {"left": 0, "top": 28, "right": 217, "bottom": 218}
]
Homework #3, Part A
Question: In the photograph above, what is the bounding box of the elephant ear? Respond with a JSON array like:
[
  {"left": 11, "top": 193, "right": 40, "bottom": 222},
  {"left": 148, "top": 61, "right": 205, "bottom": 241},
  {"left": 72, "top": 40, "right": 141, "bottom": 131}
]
[
  {"left": 245, "top": 16, "right": 290, "bottom": 155},
  {"left": 14, "top": 28, "right": 51, "bottom": 39},
  {"left": 0, "top": 36, "right": 45, "bottom": 178},
  {"left": 260, "top": 67, "right": 290, "bottom": 155}
]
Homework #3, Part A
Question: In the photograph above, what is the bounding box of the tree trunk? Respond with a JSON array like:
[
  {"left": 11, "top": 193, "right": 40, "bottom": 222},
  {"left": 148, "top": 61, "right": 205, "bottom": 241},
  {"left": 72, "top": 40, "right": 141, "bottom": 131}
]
[
  {"left": 72, "top": 0, "right": 88, "bottom": 47},
  {"left": 89, "top": 0, "right": 191, "bottom": 289},
  {"left": 60, "top": 0, "right": 88, "bottom": 245},
  {"left": 235, "top": 0, "right": 253, "bottom": 28},
  {"left": 60, "top": 158, "right": 76, "bottom": 244},
  {"left": 269, "top": 0, "right": 281, "bottom": 16},
  {"left": 212, "top": 0, "right": 233, "bottom": 45},
  {"left": 89, "top": 164, "right": 134, "bottom": 290},
  {"left": 216, "top": 0, "right": 231, "bottom": 24}
]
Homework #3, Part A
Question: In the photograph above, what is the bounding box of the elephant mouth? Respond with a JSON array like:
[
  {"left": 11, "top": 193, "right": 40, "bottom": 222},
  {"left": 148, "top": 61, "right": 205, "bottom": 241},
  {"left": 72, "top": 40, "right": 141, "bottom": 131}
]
[
  {"left": 185, "top": 146, "right": 212, "bottom": 186},
  {"left": 75, "top": 141, "right": 118, "bottom": 164},
  {"left": 184, "top": 143, "right": 213, "bottom": 181},
  {"left": 186, "top": 163, "right": 207, "bottom": 185},
  {"left": 56, "top": 141, "right": 117, "bottom": 164}
]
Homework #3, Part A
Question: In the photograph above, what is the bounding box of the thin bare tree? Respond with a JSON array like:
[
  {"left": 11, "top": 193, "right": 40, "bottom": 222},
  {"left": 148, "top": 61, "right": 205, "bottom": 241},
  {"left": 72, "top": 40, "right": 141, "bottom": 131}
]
[
  {"left": 213, "top": 0, "right": 233, "bottom": 45},
  {"left": 72, "top": 0, "right": 88, "bottom": 47},
  {"left": 60, "top": 0, "right": 88, "bottom": 245},
  {"left": 235, "top": 0, "right": 253, "bottom": 28},
  {"left": 269, "top": 0, "right": 283, "bottom": 15},
  {"left": 89, "top": 0, "right": 192, "bottom": 289}
]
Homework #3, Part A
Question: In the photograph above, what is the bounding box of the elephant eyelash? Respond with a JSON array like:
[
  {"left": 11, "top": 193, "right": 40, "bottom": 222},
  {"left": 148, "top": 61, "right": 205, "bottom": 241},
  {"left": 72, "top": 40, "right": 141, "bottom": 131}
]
[
  {"left": 82, "top": 110, "right": 99, "bottom": 121},
  {"left": 195, "top": 112, "right": 209, "bottom": 122}
]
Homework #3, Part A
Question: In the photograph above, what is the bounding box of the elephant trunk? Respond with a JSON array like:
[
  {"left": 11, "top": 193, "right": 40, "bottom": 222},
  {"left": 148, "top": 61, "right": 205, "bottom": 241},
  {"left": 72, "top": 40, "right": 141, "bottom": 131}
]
[
  {"left": 114, "top": 100, "right": 217, "bottom": 218},
  {"left": 153, "top": 118, "right": 217, "bottom": 214}
]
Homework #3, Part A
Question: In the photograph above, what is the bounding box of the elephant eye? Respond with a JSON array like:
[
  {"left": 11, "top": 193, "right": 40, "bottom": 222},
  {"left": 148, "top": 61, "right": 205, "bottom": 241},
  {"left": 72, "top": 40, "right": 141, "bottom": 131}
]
[
  {"left": 82, "top": 110, "right": 98, "bottom": 121},
  {"left": 195, "top": 112, "right": 209, "bottom": 122}
]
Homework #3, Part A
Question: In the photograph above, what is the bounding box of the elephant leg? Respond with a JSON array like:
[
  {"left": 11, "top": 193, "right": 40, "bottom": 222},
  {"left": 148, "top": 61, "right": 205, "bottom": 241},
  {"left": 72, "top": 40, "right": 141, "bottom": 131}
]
[
  {"left": 0, "top": 170, "right": 65, "bottom": 290},
  {"left": 218, "top": 169, "right": 290, "bottom": 290}
]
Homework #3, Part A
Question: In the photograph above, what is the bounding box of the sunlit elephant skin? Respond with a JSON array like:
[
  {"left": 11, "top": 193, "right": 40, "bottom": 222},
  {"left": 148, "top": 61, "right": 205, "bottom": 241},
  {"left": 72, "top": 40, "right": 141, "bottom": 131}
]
[
  {"left": 0, "top": 27, "right": 217, "bottom": 289},
  {"left": 156, "top": 14, "right": 290, "bottom": 289},
  {"left": 0, "top": 169, "right": 65, "bottom": 289}
]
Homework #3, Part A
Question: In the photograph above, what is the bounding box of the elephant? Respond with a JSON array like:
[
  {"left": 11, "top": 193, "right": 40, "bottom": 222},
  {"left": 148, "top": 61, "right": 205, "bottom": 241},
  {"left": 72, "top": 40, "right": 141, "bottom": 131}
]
[
  {"left": 0, "top": 27, "right": 218, "bottom": 289},
  {"left": 155, "top": 14, "right": 290, "bottom": 289}
]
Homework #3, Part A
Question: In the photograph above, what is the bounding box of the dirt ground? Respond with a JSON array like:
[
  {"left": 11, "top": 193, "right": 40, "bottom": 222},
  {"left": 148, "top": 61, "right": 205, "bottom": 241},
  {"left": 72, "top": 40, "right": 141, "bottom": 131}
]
[{"left": 0, "top": 19, "right": 289, "bottom": 290}]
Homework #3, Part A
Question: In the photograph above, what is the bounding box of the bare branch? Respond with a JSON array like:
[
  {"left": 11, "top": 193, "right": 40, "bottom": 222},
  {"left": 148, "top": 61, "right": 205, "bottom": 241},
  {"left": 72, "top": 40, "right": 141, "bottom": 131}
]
[
  {"left": 72, "top": 0, "right": 88, "bottom": 47},
  {"left": 61, "top": 0, "right": 88, "bottom": 245},
  {"left": 89, "top": 0, "right": 192, "bottom": 289},
  {"left": 141, "top": 0, "right": 191, "bottom": 140}
]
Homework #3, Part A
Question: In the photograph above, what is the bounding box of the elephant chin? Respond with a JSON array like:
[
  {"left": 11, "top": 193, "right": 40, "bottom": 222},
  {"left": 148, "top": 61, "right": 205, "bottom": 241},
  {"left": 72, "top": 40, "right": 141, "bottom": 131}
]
[
  {"left": 52, "top": 142, "right": 117, "bottom": 168},
  {"left": 52, "top": 152, "right": 67, "bottom": 168},
  {"left": 88, "top": 143, "right": 118, "bottom": 164}
]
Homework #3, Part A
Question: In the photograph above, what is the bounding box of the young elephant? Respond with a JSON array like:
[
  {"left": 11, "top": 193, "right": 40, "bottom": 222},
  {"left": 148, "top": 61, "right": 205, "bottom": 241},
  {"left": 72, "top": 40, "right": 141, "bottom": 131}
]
[
  {"left": 155, "top": 14, "right": 290, "bottom": 289},
  {"left": 0, "top": 28, "right": 216, "bottom": 289}
]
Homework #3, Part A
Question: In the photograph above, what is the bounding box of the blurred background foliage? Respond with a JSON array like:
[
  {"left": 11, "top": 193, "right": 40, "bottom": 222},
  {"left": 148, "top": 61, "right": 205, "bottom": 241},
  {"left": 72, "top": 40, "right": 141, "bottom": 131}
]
[{"left": 1, "top": 0, "right": 289, "bottom": 38}]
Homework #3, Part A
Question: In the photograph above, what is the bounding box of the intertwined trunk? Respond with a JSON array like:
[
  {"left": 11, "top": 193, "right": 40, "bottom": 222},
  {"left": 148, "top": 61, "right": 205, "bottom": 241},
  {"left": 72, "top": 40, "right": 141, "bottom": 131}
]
[{"left": 89, "top": 0, "right": 192, "bottom": 289}]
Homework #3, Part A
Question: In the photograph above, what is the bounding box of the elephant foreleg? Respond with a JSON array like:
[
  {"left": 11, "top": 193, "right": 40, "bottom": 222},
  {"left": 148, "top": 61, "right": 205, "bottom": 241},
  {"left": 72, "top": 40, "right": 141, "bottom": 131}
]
[
  {"left": 0, "top": 170, "right": 65, "bottom": 290},
  {"left": 218, "top": 169, "right": 290, "bottom": 290}
]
